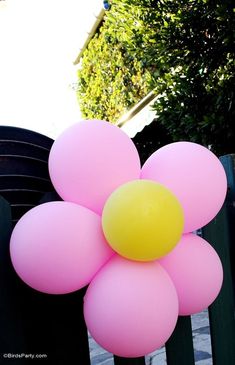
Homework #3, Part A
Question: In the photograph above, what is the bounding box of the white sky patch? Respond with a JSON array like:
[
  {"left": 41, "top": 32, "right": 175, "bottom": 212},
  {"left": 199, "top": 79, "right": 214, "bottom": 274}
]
[{"left": 0, "top": 0, "right": 101, "bottom": 139}]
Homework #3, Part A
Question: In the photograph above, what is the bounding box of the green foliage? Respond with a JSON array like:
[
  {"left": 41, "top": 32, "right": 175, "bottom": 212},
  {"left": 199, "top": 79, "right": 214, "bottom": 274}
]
[
  {"left": 77, "top": 0, "right": 153, "bottom": 122},
  {"left": 150, "top": 0, "right": 235, "bottom": 155},
  {"left": 77, "top": 0, "right": 235, "bottom": 154}
]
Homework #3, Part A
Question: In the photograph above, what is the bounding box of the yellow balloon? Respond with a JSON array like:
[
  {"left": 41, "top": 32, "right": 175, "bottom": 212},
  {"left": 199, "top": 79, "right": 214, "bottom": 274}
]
[{"left": 102, "top": 180, "right": 184, "bottom": 261}]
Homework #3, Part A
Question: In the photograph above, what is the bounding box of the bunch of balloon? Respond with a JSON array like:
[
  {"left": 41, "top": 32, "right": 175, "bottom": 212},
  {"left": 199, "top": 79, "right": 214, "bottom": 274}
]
[{"left": 10, "top": 120, "right": 226, "bottom": 358}]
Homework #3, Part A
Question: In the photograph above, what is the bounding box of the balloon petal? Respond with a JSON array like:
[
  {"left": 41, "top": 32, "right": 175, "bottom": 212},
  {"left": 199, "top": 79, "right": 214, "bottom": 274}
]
[
  {"left": 159, "top": 233, "right": 223, "bottom": 315},
  {"left": 84, "top": 256, "right": 179, "bottom": 357},
  {"left": 10, "top": 201, "right": 114, "bottom": 294},
  {"left": 49, "top": 120, "right": 141, "bottom": 215},
  {"left": 141, "top": 142, "right": 227, "bottom": 232}
]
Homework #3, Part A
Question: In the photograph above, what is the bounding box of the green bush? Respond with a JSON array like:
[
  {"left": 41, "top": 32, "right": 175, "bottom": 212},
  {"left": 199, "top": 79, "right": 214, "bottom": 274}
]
[
  {"left": 77, "top": 0, "right": 235, "bottom": 154},
  {"left": 151, "top": 0, "right": 235, "bottom": 155},
  {"left": 77, "top": 0, "right": 159, "bottom": 122}
]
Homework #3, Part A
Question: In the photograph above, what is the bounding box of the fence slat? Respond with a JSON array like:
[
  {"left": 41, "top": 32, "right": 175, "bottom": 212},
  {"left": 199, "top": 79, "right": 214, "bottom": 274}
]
[
  {"left": 0, "top": 196, "right": 24, "bottom": 362},
  {"left": 202, "top": 154, "right": 235, "bottom": 365},
  {"left": 114, "top": 356, "right": 146, "bottom": 365},
  {"left": 0, "top": 196, "right": 12, "bottom": 239},
  {"left": 0, "top": 194, "right": 91, "bottom": 365},
  {"left": 165, "top": 316, "right": 195, "bottom": 365}
]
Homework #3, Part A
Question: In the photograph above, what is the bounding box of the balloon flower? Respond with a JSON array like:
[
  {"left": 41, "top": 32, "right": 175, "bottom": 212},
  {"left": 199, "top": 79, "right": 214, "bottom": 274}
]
[{"left": 10, "top": 120, "right": 226, "bottom": 357}]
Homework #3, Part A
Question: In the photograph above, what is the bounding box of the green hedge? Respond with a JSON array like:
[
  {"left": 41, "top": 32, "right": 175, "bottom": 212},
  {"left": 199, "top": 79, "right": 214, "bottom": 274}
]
[
  {"left": 77, "top": 0, "right": 155, "bottom": 122},
  {"left": 77, "top": 0, "right": 235, "bottom": 154}
]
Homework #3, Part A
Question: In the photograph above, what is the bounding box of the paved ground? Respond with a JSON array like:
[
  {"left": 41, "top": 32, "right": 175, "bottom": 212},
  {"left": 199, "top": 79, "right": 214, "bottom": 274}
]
[{"left": 89, "top": 310, "right": 212, "bottom": 365}]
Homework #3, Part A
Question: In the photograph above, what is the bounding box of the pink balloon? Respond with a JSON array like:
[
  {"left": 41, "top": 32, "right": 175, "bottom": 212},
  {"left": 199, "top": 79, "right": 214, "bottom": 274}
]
[
  {"left": 159, "top": 234, "right": 223, "bottom": 315},
  {"left": 49, "top": 120, "right": 141, "bottom": 215},
  {"left": 84, "top": 256, "right": 179, "bottom": 357},
  {"left": 141, "top": 142, "right": 227, "bottom": 232},
  {"left": 10, "top": 202, "right": 114, "bottom": 294}
]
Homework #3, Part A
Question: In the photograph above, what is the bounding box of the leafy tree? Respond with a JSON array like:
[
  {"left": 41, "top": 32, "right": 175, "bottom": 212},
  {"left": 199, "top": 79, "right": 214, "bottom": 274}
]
[
  {"left": 151, "top": 0, "right": 235, "bottom": 155},
  {"left": 77, "top": 0, "right": 157, "bottom": 122},
  {"left": 77, "top": 0, "right": 235, "bottom": 154}
]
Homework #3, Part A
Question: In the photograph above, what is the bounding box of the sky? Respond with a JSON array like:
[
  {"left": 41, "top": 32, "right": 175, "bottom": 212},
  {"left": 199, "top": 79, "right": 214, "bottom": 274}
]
[{"left": 0, "top": 0, "right": 101, "bottom": 139}]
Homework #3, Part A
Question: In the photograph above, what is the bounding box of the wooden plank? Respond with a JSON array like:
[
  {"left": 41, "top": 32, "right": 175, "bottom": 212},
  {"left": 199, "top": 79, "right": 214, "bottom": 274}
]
[
  {"left": 165, "top": 316, "right": 195, "bottom": 365},
  {"left": 22, "top": 193, "right": 91, "bottom": 364},
  {"left": 202, "top": 154, "right": 235, "bottom": 365},
  {"left": 0, "top": 195, "right": 12, "bottom": 243},
  {"left": 0, "top": 126, "right": 53, "bottom": 150},
  {"left": 220, "top": 155, "right": 235, "bottom": 284},
  {"left": 114, "top": 356, "right": 146, "bottom": 365},
  {"left": 0, "top": 194, "right": 91, "bottom": 364},
  {"left": 0, "top": 196, "right": 27, "bottom": 364}
]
